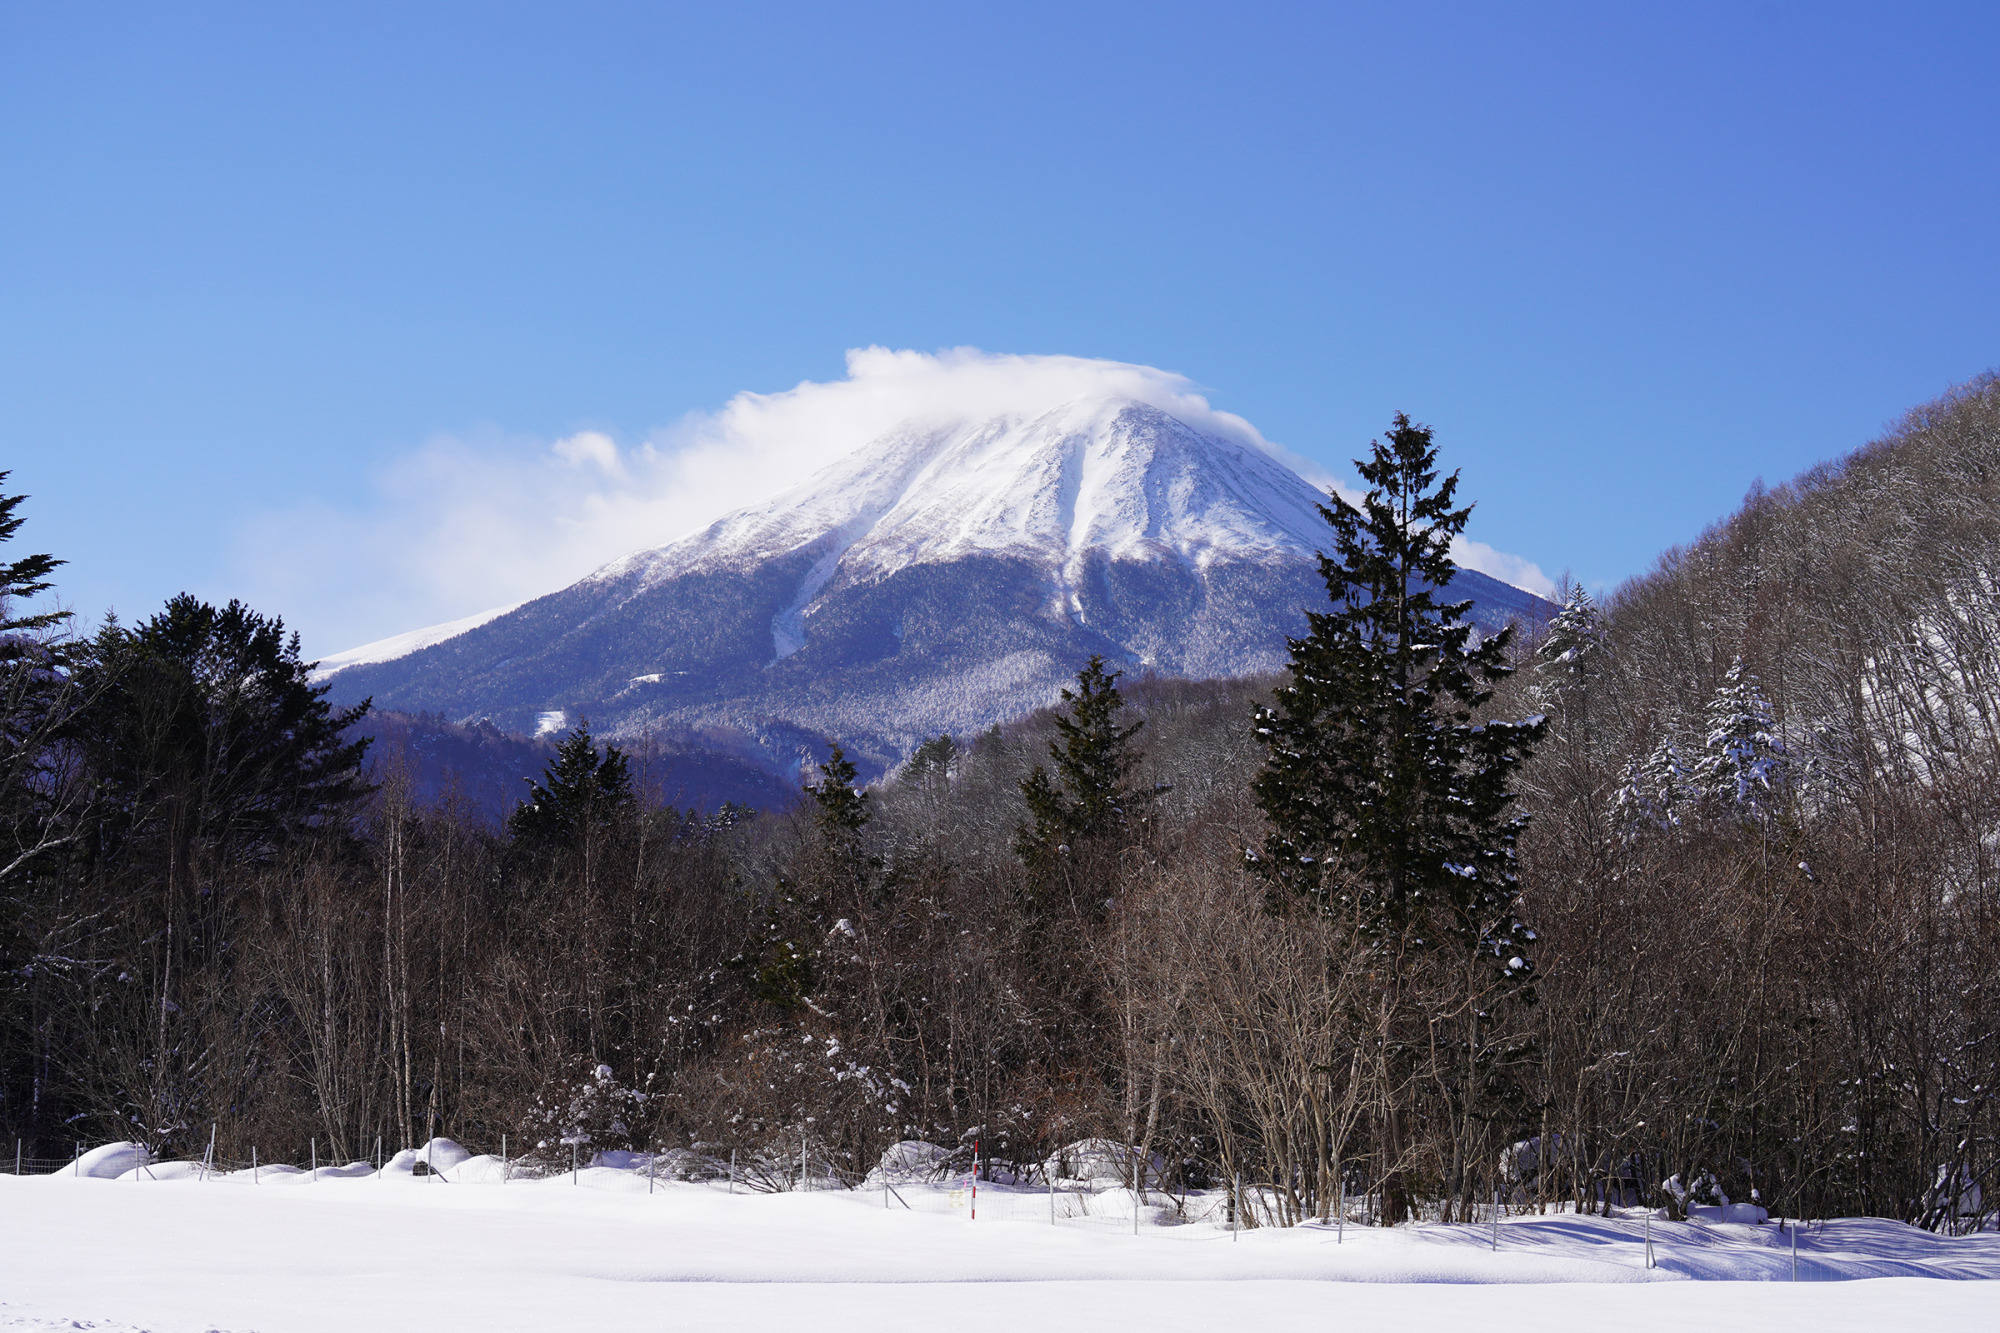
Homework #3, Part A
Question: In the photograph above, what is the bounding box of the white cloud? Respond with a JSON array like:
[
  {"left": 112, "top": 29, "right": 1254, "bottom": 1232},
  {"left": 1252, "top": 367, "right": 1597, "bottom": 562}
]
[
  {"left": 233, "top": 347, "right": 1552, "bottom": 656},
  {"left": 1450, "top": 537, "right": 1556, "bottom": 598}
]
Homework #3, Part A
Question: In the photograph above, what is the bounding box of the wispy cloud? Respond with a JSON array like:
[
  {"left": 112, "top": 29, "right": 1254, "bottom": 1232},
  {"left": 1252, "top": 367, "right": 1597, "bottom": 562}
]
[{"left": 235, "top": 347, "right": 1551, "bottom": 656}]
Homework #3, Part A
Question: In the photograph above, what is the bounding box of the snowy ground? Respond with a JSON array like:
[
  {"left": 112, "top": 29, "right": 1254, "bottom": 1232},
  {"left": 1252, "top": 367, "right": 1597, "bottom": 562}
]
[{"left": 3, "top": 1148, "right": 1996, "bottom": 1332}]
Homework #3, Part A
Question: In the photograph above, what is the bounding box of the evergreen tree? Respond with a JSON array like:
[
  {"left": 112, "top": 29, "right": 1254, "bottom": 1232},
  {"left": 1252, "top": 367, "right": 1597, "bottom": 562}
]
[
  {"left": 1533, "top": 584, "right": 1606, "bottom": 707},
  {"left": 1014, "top": 655, "right": 1146, "bottom": 883},
  {"left": 1613, "top": 733, "right": 1694, "bottom": 834},
  {"left": 744, "top": 746, "right": 869, "bottom": 1009},
  {"left": 805, "top": 743, "right": 869, "bottom": 843},
  {"left": 64, "top": 595, "right": 372, "bottom": 1150},
  {"left": 0, "top": 474, "right": 69, "bottom": 644},
  {"left": 1251, "top": 413, "right": 1544, "bottom": 967},
  {"left": 508, "top": 722, "right": 635, "bottom": 851},
  {"left": 1250, "top": 414, "right": 1544, "bottom": 1224},
  {"left": 0, "top": 476, "right": 78, "bottom": 880},
  {"left": 77, "top": 595, "right": 373, "bottom": 865},
  {"left": 524, "top": 1060, "right": 648, "bottom": 1166},
  {"left": 902, "top": 734, "right": 957, "bottom": 785},
  {"left": 1696, "top": 658, "right": 1786, "bottom": 820}
]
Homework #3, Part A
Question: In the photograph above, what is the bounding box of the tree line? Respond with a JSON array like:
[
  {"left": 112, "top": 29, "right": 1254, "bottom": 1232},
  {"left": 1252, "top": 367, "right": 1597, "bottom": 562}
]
[{"left": 3, "top": 383, "right": 1997, "bottom": 1230}]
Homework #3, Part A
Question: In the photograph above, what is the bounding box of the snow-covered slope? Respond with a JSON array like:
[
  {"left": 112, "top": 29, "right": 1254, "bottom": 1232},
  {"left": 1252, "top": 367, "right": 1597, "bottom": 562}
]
[
  {"left": 599, "top": 399, "right": 1339, "bottom": 658},
  {"left": 311, "top": 602, "right": 522, "bottom": 677},
  {"left": 322, "top": 397, "right": 1553, "bottom": 775}
]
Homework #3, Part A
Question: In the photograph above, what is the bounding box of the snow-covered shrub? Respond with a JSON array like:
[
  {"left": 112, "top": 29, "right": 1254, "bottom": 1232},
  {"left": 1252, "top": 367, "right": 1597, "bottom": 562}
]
[{"left": 520, "top": 1062, "right": 648, "bottom": 1168}]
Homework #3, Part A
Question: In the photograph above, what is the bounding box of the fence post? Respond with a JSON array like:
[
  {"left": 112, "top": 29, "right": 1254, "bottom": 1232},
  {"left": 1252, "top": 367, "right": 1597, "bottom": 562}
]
[
  {"left": 253, "top": 1145, "right": 258, "bottom": 1185},
  {"left": 501, "top": 1135, "right": 507, "bottom": 1184},
  {"left": 1491, "top": 1189, "right": 1500, "bottom": 1250},
  {"left": 376, "top": 1136, "right": 383, "bottom": 1180},
  {"left": 1645, "top": 1210, "right": 1653, "bottom": 1269},
  {"left": 971, "top": 1139, "right": 979, "bottom": 1223},
  {"left": 1131, "top": 1145, "right": 1139, "bottom": 1235},
  {"left": 204, "top": 1124, "right": 217, "bottom": 1181},
  {"left": 14, "top": 1139, "right": 19, "bottom": 1176},
  {"left": 1790, "top": 1217, "right": 1798, "bottom": 1281},
  {"left": 572, "top": 1142, "right": 577, "bottom": 1186},
  {"left": 311, "top": 1138, "right": 317, "bottom": 1182},
  {"left": 729, "top": 1149, "right": 736, "bottom": 1195},
  {"left": 1050, "top": 1165, "right": 1056, "bottom": 1226},
  {"left": 427, "top": 1139, "right": 435, "bottom": 1183}
]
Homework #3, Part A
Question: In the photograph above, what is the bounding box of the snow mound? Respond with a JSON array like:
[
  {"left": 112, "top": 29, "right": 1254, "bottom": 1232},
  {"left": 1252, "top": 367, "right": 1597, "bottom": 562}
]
[
  {"left": 382, "top": 1138, "right": 472, "bottom": 1177},
  {"left": 1042, "top": 1138, "right": 1167, "bottom": 1186},
  {"left": 65, "top": 1142, "right": 146, "bottom": 1179},
  {"left": 867, "top": 1141, "right": 951, "bottom": 1184}
]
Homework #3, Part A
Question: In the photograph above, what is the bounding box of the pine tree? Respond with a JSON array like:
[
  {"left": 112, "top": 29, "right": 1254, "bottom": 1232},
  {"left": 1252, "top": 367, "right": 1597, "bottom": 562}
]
[
  {"left": 805, "top": 743, "right": 869, "bottom": 842},
  {"left": 1252, "top": 413, "right": 1544, "bottom": 967},
  {"left": 508, "top": 721, "right": 635, "bottom": 851}
]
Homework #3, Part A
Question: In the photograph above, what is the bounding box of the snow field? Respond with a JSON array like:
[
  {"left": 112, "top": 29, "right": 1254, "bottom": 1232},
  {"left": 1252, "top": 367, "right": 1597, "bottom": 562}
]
[{"left": 3, "top": 1143, "right": 1996, "bottom": 1333}]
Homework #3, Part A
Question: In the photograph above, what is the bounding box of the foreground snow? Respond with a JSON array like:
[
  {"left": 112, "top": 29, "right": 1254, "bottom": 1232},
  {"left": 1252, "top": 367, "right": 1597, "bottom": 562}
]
[{"left": 2, "top": 1149, "right": 1994, "bottom": 1332}]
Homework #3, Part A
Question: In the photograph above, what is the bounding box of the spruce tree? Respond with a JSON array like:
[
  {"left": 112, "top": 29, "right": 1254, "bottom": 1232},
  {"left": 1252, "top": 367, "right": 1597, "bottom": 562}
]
[
  {"left": 1251, "top": 413, "right": 1543, "bottom": 968},
  {"left": 1014, "top": 655, "right": 1146, "bottom": 883},
  {"left": 1696, "top": 658, "right": 1786, "bottom": 820},
  {"left": 1250, "top": 414, "right": 1545, "bottom": 1223}
]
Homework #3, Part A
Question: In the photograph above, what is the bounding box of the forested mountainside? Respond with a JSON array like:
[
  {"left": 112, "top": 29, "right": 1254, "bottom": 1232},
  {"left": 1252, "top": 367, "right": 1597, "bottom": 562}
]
[
  {"left": 3, "top": 387, "right": 1996, "bottom": 1235},
  {"left": 1509, "top": 373, "right": 2000, "bottom": 1226},
  {"left": 320, "top": 398, "right": 1551, "bottom": 777},
  {"left": 353, "top": 711, "right": 795, "bottom": 822}
]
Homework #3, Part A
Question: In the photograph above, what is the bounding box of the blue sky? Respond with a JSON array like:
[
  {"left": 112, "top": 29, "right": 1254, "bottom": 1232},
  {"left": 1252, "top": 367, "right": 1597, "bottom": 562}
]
[{"left": 5, "top": 2, "right": 1997, "bottom": 653}]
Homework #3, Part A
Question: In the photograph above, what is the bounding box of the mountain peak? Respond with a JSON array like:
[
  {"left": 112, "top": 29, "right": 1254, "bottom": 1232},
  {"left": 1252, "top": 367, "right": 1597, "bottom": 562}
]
[{"left": 323, "top": 396, "right": 1554, "bottom": 777}]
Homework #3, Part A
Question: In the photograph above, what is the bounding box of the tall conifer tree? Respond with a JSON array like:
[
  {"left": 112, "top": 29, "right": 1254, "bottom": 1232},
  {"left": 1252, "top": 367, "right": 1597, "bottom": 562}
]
[
  {"left": 1251, "top": 415, "right": 1545, "bottom": 1222},
  {"left": 1252, "top": 414, "right": 1543, "bottom": 966}
]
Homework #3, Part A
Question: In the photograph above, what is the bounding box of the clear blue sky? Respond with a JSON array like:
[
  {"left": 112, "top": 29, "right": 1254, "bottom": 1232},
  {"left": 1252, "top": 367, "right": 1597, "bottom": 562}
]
[{"left": 5, "top": 2, "right": 1998, "bottom": 652}]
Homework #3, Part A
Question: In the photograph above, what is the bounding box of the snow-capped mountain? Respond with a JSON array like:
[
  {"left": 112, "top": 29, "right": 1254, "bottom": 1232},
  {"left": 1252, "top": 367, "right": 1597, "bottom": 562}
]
[{"left": 321, "top": 398, "right": 1553, "bottom": 775}]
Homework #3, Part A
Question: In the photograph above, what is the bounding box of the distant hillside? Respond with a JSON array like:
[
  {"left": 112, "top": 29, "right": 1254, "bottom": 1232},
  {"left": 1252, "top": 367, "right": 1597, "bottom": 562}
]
[{"left": 352, "top": 710, "right": 798, "bottom": 823}]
